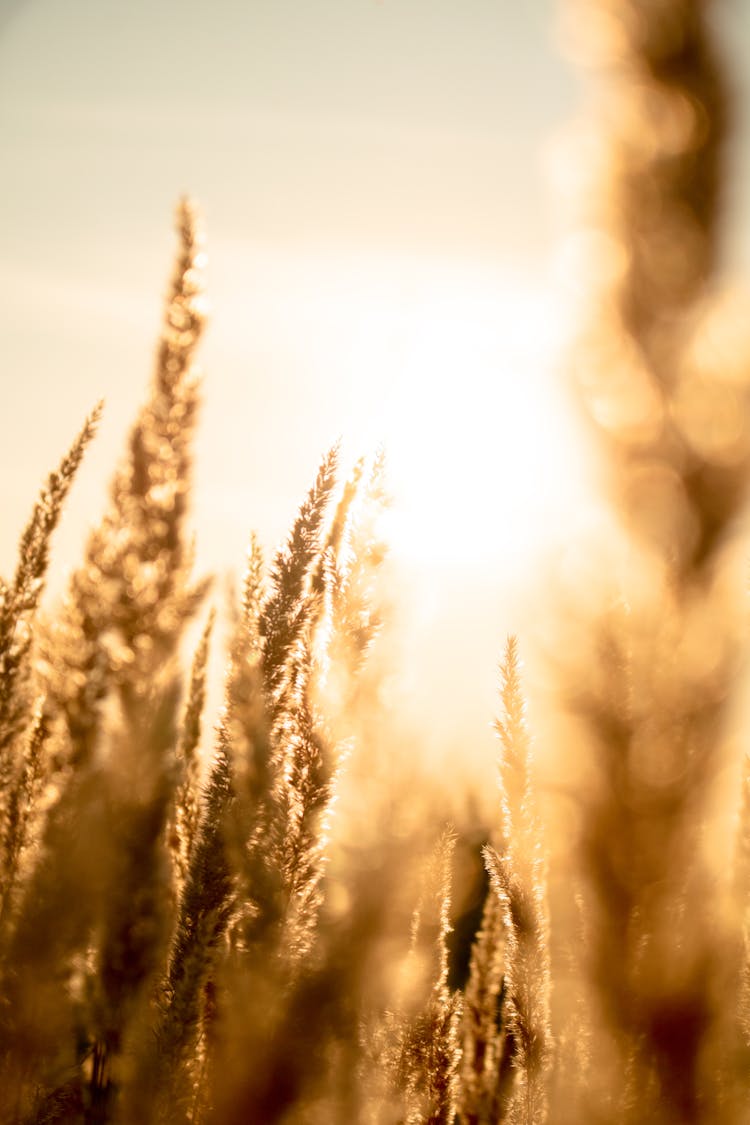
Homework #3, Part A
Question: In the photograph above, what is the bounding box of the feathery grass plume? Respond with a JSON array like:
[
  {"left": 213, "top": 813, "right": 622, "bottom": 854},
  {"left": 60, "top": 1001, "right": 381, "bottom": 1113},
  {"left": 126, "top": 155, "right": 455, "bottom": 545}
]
[
  {"left": 315, "top": 454, "right": 364, "bottom": 588},
  {"left": 197, "top": 462, "right": 388, "bottom": 1121},
  {"left": 224, "top": 534, "right": 283, "bottom": 958},
  {"left": 234, "top": 458, "right": 349, "bottom": 948},
  {"left": 480, "top": 637, "right": 550, "bottom": 1125},
  {"left": 90, "top": 679, "right": 182, "bottom": 1122},
  {"left": 147, "top": 542, "right": 269, "bottom": 1122},
  {"left": 178, "top": 537, "right": 282, "bottom": 1125},
  {"left": 169, "top": 608, "right": 216, "bottom": 892},
  {"left": 311, "top": 450, "right": 390, "bottom": 903},
  {"left": 225, "top": 455, "right": 341, "bottom": 965},
  {"left": 229, "top": 448, "right": 343, "bottom": 966},
  {"left": 0, "top": 762, "right": 111, "bottom": 1123},
  {"left": 0, "top": 408, "right": 101, "bottom": 1119},
  {"left": 560, "top": 1, "right": 750, "bottom": 1119},
  {"left": 212, "top": 458, "right": 394, "bottom": 1121},
  {"left": 0, "top": 403, "right": 101, "bottom": 755},
  {"left": 396, "top": 829, "right": 463, "bottom": 1125},
  {"left": 278, "top": 451, "right": 392, "bottom": 965},
  {"left": 0, "top": 695, "right": 49, "bottom": 926},
  {"left": 275, "top": 645, "right": 336, "bottom": 962},
  {"left": 458, "top": 863, "right": 507, "bottom": 1125},
  {"left": 306, "top": 454, "right": 365, "bottom": 691},
  {"left": 258, "top": 445, "right": 338, "bottom": 716},
  {"left": 150, "top": 476, "right": 336, "bottom": 1120},
  {"left": 82, "top": 199, "right": 209, "bottom": 1122},
  {"left": 240, "top": 531, "right": 265, "bottom": 644},
  {"left": 40, "top": 198, "right": 208, "bottom": 767},
  {"left": 0, "top": 200, "right": 209, "bottom": 1121},
  {"left": 0, "top": 406, "right": 101, "bottom": 896},
  {"left": 326, "top": 450, "right": 388, "bottom": 687},
  {"left": 146, "top": 729, "right": 236, "bottom": 1125}
]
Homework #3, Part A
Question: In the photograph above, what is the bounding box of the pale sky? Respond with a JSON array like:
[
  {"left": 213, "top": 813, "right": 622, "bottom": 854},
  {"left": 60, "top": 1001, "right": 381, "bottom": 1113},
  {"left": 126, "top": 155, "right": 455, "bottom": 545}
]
[{"left": 2, "top": 0, "right": 749, "bottom": 777}]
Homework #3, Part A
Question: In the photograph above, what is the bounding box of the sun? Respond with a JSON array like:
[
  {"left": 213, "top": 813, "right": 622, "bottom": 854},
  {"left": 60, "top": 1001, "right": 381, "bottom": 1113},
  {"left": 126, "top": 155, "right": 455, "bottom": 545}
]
[{"left": 358, "top": 262, "right": 589, "bottom": 579}]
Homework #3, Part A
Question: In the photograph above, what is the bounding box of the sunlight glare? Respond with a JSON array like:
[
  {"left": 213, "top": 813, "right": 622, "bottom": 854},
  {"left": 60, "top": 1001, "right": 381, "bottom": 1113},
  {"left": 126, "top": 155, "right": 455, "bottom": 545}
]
[
  {"left": 201, "top": 247, "right": 592, "bottom": 598},
  {"left": 365, "top": 265, "right": 587, "bottom": 576}
]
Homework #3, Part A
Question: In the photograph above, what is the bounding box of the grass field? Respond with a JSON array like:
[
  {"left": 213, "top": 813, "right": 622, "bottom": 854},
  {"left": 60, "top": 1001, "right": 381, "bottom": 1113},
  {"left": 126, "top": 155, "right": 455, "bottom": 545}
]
[{"left": 2, "top": 2, "right": 750, "bottom": 1122}]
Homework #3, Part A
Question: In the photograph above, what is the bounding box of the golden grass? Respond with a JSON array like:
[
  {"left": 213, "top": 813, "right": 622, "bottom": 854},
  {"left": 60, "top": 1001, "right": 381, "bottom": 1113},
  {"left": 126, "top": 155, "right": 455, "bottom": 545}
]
[{"left": 2, "top": 2, "right": 750, "bottom": 1122}]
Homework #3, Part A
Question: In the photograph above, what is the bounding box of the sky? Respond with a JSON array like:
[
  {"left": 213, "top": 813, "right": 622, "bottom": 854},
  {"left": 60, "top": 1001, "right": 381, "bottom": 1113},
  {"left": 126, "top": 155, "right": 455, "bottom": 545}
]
[{"left": 1, "top": 0, "right": 750, "bottom": 779}]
